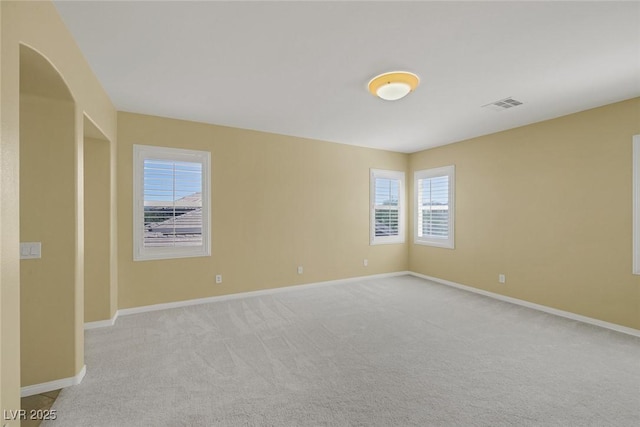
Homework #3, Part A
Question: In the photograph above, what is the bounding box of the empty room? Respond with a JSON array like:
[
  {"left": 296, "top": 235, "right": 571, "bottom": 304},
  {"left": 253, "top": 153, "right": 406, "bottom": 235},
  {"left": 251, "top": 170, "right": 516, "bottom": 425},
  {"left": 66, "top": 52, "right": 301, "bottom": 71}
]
[{"left": 1, "top": 1, "right": 639, "bottom": 426}]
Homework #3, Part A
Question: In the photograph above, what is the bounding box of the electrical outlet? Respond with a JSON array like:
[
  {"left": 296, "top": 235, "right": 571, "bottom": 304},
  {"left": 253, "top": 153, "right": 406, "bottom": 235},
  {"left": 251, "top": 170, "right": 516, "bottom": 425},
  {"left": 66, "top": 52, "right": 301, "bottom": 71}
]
[
  {"left": 498, "top": 274, "right": 506, "bottom": 284},
  {"left": 297, "top": 266, "right": 303, "bottom": 274},
  {"left": 215, "top": 274, "right": 222, "bottom": 284},
  {"left": 363, "top": 259, "right": 368, "bottom": 267}
]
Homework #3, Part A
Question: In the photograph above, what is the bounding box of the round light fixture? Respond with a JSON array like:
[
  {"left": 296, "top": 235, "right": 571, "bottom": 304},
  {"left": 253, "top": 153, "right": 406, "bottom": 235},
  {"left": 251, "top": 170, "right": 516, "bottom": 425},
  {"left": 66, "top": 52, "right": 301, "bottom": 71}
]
[{"left": 368, "top": 71, "right": 419, "bottom": 101}]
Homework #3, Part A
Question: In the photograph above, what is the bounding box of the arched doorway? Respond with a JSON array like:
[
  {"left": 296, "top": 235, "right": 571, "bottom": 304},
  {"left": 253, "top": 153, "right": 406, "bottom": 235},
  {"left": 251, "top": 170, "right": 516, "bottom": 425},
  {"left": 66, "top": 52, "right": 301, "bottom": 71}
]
[{"left": 19, "top": 44, "right": 83, "bottom": 392}]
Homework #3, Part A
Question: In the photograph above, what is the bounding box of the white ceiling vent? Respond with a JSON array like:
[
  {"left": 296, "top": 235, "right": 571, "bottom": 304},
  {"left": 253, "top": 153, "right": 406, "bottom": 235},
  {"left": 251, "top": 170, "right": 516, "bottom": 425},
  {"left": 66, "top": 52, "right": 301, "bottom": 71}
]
[{"left": 483, "top": 97, "right": 523, "bottom": 112}]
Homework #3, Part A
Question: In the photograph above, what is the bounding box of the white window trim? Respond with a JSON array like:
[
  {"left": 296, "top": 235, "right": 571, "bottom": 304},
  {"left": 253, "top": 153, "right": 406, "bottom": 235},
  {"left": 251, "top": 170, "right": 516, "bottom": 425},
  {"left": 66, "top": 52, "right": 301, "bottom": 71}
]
[
  {"left": 633, "top": 135, "right": 640, "bottom": 274},
  {"left": 133, "top": 144, "right": 211, "bottom": 261},
  {"left": 370, "top": 169, "right": 405, "bottom": 245},
  {"left": 414, "top": 165, "right": 455, "bottom": 249}
]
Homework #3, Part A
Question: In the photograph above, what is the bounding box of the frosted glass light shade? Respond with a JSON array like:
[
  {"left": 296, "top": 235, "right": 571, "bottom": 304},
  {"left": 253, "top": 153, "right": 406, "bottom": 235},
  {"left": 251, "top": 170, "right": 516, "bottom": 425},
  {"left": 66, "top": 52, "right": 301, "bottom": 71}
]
[
  {"left": 368, "top": 71, "right": 419, "bottom": 101},
  {"left": 376, "top": 82, "right": 411, "bottom": 101}
]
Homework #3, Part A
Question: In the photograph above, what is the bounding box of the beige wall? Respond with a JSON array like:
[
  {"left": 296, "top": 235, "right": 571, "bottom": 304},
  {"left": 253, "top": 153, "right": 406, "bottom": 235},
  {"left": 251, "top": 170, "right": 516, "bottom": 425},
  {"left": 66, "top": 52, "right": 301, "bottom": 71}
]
[
  {"left": 20, "top": 94, "right": 77, "bottom": 386},
  {"left": 1, "top": 2, "right": 638, "bottom": 420},
  {"left": 409, "top": 98, "right": 640, "bottom": 330},
  {"left": 118, "top": 112, "right": 408, "bottom": 308},
  {"left": 1, "top": 0, "right": 117, "bottom": 420},
  {"left": 84, "top": 137, "right": 112, "bottom": 322}
]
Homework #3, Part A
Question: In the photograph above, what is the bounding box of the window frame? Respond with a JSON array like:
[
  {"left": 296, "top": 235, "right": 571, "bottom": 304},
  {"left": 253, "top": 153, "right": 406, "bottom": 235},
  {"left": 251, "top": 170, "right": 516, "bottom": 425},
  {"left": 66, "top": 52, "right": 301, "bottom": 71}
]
[
  {"left": 414, "top": 165, "right": 455, "bottom": 249},
  {"left": 633, "top": 135, "right": 640, "bottom": 274},
  {"left": 133, "top": 144, "right": 211, "bottom": 261},
  {"left": 370, "top": 169, "right": 406, "bottom": 245}
]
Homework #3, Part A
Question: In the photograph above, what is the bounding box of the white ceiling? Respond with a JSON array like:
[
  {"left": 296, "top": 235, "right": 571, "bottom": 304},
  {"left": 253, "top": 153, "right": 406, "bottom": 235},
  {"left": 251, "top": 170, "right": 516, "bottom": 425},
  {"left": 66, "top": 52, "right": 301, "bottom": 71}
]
[{"left": 53, "top": 1, "right": 640, "bottom": 153}]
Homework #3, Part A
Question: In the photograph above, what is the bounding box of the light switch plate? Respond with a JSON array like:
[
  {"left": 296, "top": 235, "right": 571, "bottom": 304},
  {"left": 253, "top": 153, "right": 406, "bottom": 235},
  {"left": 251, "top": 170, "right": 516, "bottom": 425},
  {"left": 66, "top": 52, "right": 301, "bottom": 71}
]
[{"left": 20, "top": 242, "right": 41, "bottom": 259}]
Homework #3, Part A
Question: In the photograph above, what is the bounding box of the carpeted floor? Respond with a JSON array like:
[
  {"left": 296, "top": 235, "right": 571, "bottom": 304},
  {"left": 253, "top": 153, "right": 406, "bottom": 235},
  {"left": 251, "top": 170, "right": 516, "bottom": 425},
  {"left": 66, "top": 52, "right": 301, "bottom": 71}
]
[{"left": 45, "top": 275, "right": 640, "bottom": 426}]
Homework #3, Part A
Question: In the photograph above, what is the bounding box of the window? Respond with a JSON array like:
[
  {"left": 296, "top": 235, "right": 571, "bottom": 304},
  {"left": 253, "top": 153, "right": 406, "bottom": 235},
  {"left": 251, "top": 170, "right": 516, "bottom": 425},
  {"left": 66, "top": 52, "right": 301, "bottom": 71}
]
[
  {"left": 133, "top": 145, "right": 210, "bottom": 261},
  {"left": 634, "top": 135, "right": 640, "bottom": 274},
  {"left": 415, "top": 165, "right": 455, "bottom": 248},
  {"left": 370, "top": 169, "right": 405, "bottom": 245}
]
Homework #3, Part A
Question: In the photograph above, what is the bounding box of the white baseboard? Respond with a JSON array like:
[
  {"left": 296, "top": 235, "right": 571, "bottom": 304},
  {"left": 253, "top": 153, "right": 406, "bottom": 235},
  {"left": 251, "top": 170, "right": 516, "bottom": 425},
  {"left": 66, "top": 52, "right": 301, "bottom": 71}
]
[
  {"left": 118, "top": 271, "right": 411, "bottom": 317},
  {"left": 21, "top": 365, "right": 86, "bottom": 397},
  {"left": 90, "top": 270, "right": 639, "bottom": 339},
  {"left": 84, "top": 311, "right": 119, "bottom": 330},
  {"left": 410, "top": 272, "right": 640, "bottom": 338}
]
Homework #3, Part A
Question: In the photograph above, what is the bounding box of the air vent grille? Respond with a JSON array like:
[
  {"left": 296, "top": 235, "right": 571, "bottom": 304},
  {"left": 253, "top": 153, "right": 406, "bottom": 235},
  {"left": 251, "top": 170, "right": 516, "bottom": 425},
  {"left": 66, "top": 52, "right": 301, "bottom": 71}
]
[{"left": 483, "top": 97, "right": 523, "bottom": 111}]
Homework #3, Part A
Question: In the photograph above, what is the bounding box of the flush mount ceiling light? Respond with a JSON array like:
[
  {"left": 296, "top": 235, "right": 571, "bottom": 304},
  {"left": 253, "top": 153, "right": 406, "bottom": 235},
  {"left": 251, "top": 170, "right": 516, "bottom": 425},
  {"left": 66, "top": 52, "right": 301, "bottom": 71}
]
[{"left": 368, "top": 71, "right": 419, "bottom": 101}]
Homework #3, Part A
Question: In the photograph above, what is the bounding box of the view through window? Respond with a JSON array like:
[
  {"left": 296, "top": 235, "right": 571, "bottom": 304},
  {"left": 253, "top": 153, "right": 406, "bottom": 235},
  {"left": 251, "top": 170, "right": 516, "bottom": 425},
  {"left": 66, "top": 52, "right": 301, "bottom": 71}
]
[
  {"left": 133, "top": 145, "right": 210, "bottom": 260},
  {"left": 371, "top": 169, "right": 405, "bottom": 245},
  {"left": 143, "top": 158, "right": 203, "bottom": 247},
  {"left": 415, "top": 165, "right": 455, "bottom": 248}
]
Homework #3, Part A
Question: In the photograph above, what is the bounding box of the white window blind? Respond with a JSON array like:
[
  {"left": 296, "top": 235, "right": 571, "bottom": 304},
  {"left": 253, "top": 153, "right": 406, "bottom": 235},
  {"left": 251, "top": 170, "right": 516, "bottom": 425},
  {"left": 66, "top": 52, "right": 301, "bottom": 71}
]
[
  {"left": 134, "top": 145, "right": 210, "bottom": 261},
  {"left": 370, "top": 169, "right": 405, "bottom": 245},
  {"left": 415, "top": 166, "right": 455, "bottom": 248},
  {"left": 143, "top": 159, "right": 203, "bottom": 247}
]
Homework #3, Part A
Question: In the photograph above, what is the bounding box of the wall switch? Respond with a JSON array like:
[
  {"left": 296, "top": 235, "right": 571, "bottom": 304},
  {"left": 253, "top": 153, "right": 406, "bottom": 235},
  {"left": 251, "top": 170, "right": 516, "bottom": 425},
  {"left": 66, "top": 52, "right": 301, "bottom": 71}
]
[
  {"left": 297, "top": 266, "right": 303, "bottom": 274},
  {"left": 498, "top": 274, "right": 506, "bottom": 284},
  {"left": 20, "top": 242, "right": 41, "bottom": 259},
  {"left": 363, "top": 259, "right": 368, "bottom": 267},
  {"left": 215, "top": 274, "right": 222, "bottom": 284}
]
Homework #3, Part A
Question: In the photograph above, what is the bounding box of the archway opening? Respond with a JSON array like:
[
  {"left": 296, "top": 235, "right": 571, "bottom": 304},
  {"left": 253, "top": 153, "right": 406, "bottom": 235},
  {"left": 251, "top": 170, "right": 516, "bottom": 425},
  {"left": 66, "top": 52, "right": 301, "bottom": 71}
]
[{"left": 19, "top": 44, "right": 79, "bottom": 390}]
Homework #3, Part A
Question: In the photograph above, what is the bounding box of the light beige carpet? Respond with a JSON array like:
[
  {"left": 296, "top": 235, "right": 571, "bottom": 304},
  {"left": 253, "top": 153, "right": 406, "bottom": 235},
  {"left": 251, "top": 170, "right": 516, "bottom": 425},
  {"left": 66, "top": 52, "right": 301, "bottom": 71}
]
[{"left": 45, "top": 275, "right": 640, "bottom": 426}]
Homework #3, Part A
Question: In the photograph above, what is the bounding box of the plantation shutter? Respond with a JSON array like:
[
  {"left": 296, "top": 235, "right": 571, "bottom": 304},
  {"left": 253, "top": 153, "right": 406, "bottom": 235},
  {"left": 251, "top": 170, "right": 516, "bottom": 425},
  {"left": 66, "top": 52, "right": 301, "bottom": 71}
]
[
  {"left": 374, "top": 177, "right": 400, "bottom": 237},
  {"left": 417, "top": 175, "right": 450, "bottom": 239},
  {"left": 143, "top": 159, "right": 203, "bottom": 248}
]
